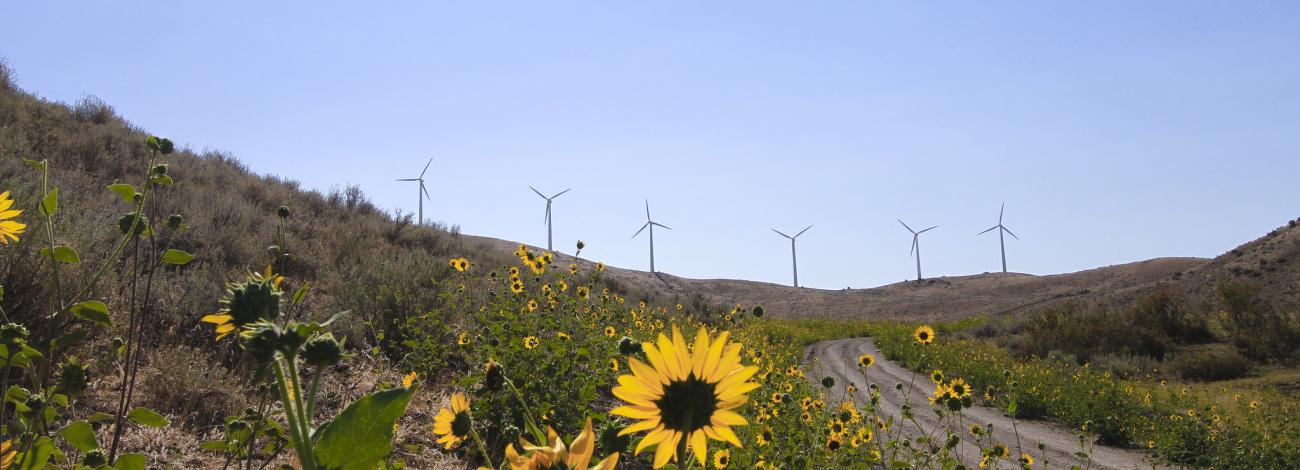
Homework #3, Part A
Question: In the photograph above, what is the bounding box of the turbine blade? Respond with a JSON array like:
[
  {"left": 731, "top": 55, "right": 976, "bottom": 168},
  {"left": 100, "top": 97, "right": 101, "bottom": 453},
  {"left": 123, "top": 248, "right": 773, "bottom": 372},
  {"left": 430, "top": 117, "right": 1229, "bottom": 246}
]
[
  {"left": 918, "top": 226, "right": 938, "bottom": 234},
  {"left": 1003, "top": 226, "right": 1019, "bottom": 240},
  {"left": 795, "top": 225, "right": 813, "bottom": 237},
  {"left": 978, "top": 226, "right": 998, "bottom": 235},
  {"left": 772, "top": 228, "right": 792, "bottom": 239},
  {"left": 999, "top": 202, "right": 1005, "bottom": 224},
  {"left": 421, "top": 183, "right": 431, "bottom": 200},
  {"left": 898, "top": 219, "right": 915, "bottom": 234},
  {"left": 645, "top": 199, "right": 651, "bottom": 220},
  {"left": 553, "top": 188, "right": 572, "bottom": 199},
  {"left": 544, "top": 203, "right": 551, "bottom": 224},
  {"left": 652, "top": 222, "right": 672, "bottom": 230},
  {"left": 395, "top": 178, "right": 419, "bottom": 181},
  {"left": 909, "top": 237, "right": 916, "bottom": 258},
  {"left": 530, "top": 186, "right": 546, "bottom": 198},
  {"left": 419, "top": 156, "right": 434, "bottom": 179},
  {"left": 632, "top": 222, "right": 649, "bottom": 239}
]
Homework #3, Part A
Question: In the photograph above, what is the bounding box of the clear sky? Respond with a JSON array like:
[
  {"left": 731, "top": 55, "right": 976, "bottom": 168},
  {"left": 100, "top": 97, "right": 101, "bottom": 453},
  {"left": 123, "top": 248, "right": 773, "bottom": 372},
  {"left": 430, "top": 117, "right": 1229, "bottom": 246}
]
[{"left": 3, "top": 2, "right": 1299, "bottom": 289}]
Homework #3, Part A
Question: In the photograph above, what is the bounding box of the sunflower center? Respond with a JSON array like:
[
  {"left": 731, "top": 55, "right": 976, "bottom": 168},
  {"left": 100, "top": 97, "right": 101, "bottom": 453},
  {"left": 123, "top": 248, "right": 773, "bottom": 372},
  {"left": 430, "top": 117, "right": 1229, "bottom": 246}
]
[
  {"left": 655, "top": 373, "right": 718, "bottom": 433},
  {"left": 452, "top": 411, "right": 473, "bottom": 437}
]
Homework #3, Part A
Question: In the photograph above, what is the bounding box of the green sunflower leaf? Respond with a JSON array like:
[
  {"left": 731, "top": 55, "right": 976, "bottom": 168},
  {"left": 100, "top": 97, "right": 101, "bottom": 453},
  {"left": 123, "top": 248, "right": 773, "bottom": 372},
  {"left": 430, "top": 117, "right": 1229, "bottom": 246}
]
[
  {"left": 313, "top": 386, "right": 414, "bottom": 470},
  {"left": 107, "top": 183, "right": 138, "bottom": 204},
  {"left": 39, "top": 187, "right": 58, "bottom": 216},
  {"left": 58, "top": 420, "right": 99, "bottom": 452},
  {"left": 126, "top": 407, "right": 169, "bottom": 427},
  {"left": 161, "top": 249, "right": 194, "bottom": 265},
  {"left": 39, "top": 245, "right": 80, "bottom": 264},
  {"left": 69, "top": 300, "right": 112, "bottom": 328}
]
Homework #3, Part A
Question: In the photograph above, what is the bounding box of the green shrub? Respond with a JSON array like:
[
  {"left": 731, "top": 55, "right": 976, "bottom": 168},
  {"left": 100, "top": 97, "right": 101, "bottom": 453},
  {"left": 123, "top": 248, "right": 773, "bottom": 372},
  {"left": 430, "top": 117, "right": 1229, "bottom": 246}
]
[{"left": 1167, "top": 344, "right": 1249, "bottom": 381}]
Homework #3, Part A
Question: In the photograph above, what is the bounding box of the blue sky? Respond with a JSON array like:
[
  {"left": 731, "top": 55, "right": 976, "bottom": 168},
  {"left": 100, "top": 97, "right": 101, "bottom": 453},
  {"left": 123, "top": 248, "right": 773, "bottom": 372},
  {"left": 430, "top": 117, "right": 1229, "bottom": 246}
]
[{"left": 3, "top": 2, "right": 1299, "bottom": 289}]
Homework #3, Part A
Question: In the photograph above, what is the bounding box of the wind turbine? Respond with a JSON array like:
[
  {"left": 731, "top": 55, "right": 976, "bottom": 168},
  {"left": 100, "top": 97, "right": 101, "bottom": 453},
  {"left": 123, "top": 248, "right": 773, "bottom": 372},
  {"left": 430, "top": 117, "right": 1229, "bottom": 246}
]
[
  {"left": 898, "top": 220, "right": 938, "bottom": 281},
  {"left": 632, "top": 199, "right": 671, "bottom": 273},
  {"left": 978, "top": 202, "right": 1020, "bottom": 273},
  {"left": 772, "top": 225, "right": 813, "bottom": 287},
  {"left": 395, "top": 157, "right": 433, "bottom": 225},
  {"left": 529, "top": 186, "right": 571, "bottom": 251}
]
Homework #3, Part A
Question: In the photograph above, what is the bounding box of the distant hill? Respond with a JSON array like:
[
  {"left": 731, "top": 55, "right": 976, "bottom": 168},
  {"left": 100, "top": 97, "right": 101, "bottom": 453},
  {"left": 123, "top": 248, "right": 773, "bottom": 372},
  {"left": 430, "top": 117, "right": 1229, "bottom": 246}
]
[{"left": 467, "top": 218, "right": 1300, "bottom": 321}]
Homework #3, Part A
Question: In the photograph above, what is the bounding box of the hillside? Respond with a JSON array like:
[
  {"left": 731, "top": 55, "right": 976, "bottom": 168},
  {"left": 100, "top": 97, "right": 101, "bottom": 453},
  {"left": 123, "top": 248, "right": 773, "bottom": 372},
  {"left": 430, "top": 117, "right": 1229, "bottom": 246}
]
[{"left": 465, "top": 233, "right": 1212, "bottom": 321}]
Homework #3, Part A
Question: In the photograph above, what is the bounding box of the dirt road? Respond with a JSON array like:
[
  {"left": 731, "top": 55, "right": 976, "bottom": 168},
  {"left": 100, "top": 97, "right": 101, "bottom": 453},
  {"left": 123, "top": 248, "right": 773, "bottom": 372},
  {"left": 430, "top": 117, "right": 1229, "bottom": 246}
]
[{"left": 804, "top": 338, "right": 1170, "bottom": 469}]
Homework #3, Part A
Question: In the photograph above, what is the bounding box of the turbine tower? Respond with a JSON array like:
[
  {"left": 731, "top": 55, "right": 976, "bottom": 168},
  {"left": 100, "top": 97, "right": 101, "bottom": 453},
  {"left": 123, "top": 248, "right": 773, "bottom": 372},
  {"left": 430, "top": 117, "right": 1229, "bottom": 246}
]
[
  {"left": 395, "top": 157, "right": 433, "bottom": 225},
  {"left": 898, "top": 220, "right": 938, "bottom": 281},
  {"left": 632, "top": 199, "right": 671, "bottom": 273},
  {"left": 978, "top": 202, "right": 1020, "bottom": 273},
  {"left": 772, "top": 225, "right": 813, "bottom": 287},
  {"left": 529, "top": 186, "right": 571, "bottom": 251}
]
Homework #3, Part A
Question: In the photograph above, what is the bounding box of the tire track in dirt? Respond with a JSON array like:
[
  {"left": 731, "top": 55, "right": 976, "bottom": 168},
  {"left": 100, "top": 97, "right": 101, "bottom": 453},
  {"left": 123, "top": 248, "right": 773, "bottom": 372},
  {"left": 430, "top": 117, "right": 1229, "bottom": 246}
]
[{"left": 803, "top": 338, "right": 1170, "bottom": 470}]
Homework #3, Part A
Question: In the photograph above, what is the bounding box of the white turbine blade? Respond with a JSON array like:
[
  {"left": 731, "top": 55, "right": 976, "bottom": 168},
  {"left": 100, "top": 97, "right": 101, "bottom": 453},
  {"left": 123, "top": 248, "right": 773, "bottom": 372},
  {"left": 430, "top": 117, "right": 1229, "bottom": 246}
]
[
  {"left": 421, "top": 183, "right": 431, "bottom": 201},
  {"left": 529, "top": 186, "right": 546, "bottom": 198},
  {"left": 552, "top": 188, "right": 572, "bottom": 199},
  {"left": 999, "top": 202, "right": 1005, "bottom": 224},
  {"left": 918, "top": 225, "right": 938, "bottom": 234},
  {"left": 652, "top": 222, "right": 672, "bottom": 230},
  {"left": 396, "top": 178, "right": 419, "bottom": 181},
  {"left": 909, "top": 237, "right": 917, "bottom": 258},
  {"left": 795, "top": 224, "right": 813, "bottom": 237},
  {"left": 632, "top": 222, "right": 650, "bottom": 238},
  {"left": 1003, "top": 226, "right": 1020, "bottom": 240},
  {"left": 419, "top": 156, "right": 434, "bottom": 179},
  {"left": 897, "top": 219, "right": 915, "bottom": 233},
  {"left": 645, "top": 199, "right": 651, "bottom": 221},
  {"left": 544, "top": 203, "right": 551, "bottom": 224},
  {"left": 978, "top": 225, "right": 998, "bottom": 235},
  {"left": 772, "top": 228, "right": 792, "bottom": 239}
]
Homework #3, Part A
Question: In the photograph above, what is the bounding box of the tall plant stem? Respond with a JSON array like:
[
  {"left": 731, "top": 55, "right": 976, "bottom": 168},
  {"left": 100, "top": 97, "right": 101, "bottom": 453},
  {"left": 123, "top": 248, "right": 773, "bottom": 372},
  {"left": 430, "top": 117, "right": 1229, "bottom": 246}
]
[{"left": 273, "top": 359, "right": 315, "bottom": 470}]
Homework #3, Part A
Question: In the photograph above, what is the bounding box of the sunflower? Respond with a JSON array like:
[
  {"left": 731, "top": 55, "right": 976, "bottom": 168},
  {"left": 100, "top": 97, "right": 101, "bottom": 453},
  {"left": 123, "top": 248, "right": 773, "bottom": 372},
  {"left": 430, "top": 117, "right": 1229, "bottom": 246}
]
[
  {"left": 449, "top": 257, "right": 470, "bottom": 273},
  {"left": 511, "top": 280, "right": 526, "bottom": 294},
  {"left": 913, "top": 325, "right": 935, "bottom": 345},
  {"left": 523, "top": 336, "right": 540, "bottom": 350},
  {"left": 458, "top": 332, "right": 471, "bottom": 346},
  {"left": 0, "top": 439, "right": 14, "bottom": 469},
  {"left": 856, "top": 426, "right": 873, "bottom": 444},
  {"left": 509, "top": 266, "right": 521, "bottom": 277},
  {"left": 596, "top": 262, "right": 605, "bottom": 272},
  {"left": 969, "top": 424, "right": 982, "bottom": 436},
  {"left": 403, "top": 371, "right": 420, "bottom": 388},
  {"left": 858, "top": 353, "right": 875, "bottom": 368},
  {"left": 557, "top": 331, "right": 571, "bottom": 342},
  {"left": 948, "top": 378, "right": 972, "bottom": 398},
  {"left": 576, "top": 286, "right": 591, "bottom": 300},
  {"left": 929, "top": 369, "right": 945, "bottom": 383},
  {"left": 569, "top": 263, "right": 579, "bottom": 275},
  {"left": 1019, "top": 452, "right": 1034, "bottom": 467},
  {"left": 609, "top": 358, "right": 621, "bottom": 372},
  {"left": 711, "top": 448, "right": 730, "bottom": 469},
  {"left": 610, "top": 326, "right": 758, "bottom": 468},
  {"left": 604, "top": 326, "right": 617, "bottom": 337},
  {"left": 558, "top": 280, "right": 569, "bottom": 292},
  {"left": 201, "top": 268, "right": 284, "bottom": 341},
  {"left": 991, "top": 443, "right": 1010, "bottom": 458},
  {"left": 433, "top": 392, "right": 472, "bottom": 449},
  {"left": 0, "top": 192, "right": 26, "bottom": 245},
  {"left": 825, "top": 435, "right": 843, "bottom": 452},
  {"left": 505, "top": 417, "right": 619, "bottom": 470},
  {"left": 756, "top": 426, "right": 772, "bottom": 446},
  {"left": 527, "top": 300, "right": 539, "bottom": 312}
]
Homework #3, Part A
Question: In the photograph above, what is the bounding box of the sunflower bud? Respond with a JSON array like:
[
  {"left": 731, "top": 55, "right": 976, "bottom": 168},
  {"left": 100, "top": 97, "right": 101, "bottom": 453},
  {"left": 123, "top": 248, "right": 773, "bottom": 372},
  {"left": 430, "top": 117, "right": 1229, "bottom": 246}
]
[
  {"left": 822, "top": 376, "right": 836, "bottom": 389},
  {"left": 617, "top": 337, "right": 642, "bottom": 356},
  {"left": 302, "top": 333, "right": 344, "bottom": 367},
  {"left": 166, "top": 214, "right": 184, "bottom": 230},
  {"left": 227, "top": 419, "right": 251, "bottom": 433},
  {"left": 483, "top": 360, "right": 504, "bottom": 391},
  {"left": 146, "top": 136, "right": 174, "bottom": 155},
  {"left": 0, "top": 322, "right": 29, "bottom": 350},
  {"left": 25, "top": 393, "right": 46, "bottom": 412},
  {"left": 82, "top": 449, "right": 107, "bottom": 467},
  {"left": 117, "top": 212, "right": 150, "bottom": 237},
  {"left": 752, "top": 305, "right": 766, "bottom": 318},
  {"left": 57, "top": 358, "right": 89, "bottom": 396},
  {"left": 277, "top": 206, "right": 291, "bottom": 218},
  {"left": 151, "top": 164, "right": 168, "bottom": 176},
  {"left": 242, "top": 322, "right": 280, "bottom": 363},
  {"left": 576, "top": 240, "right": 585, "bottom": 250}
]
